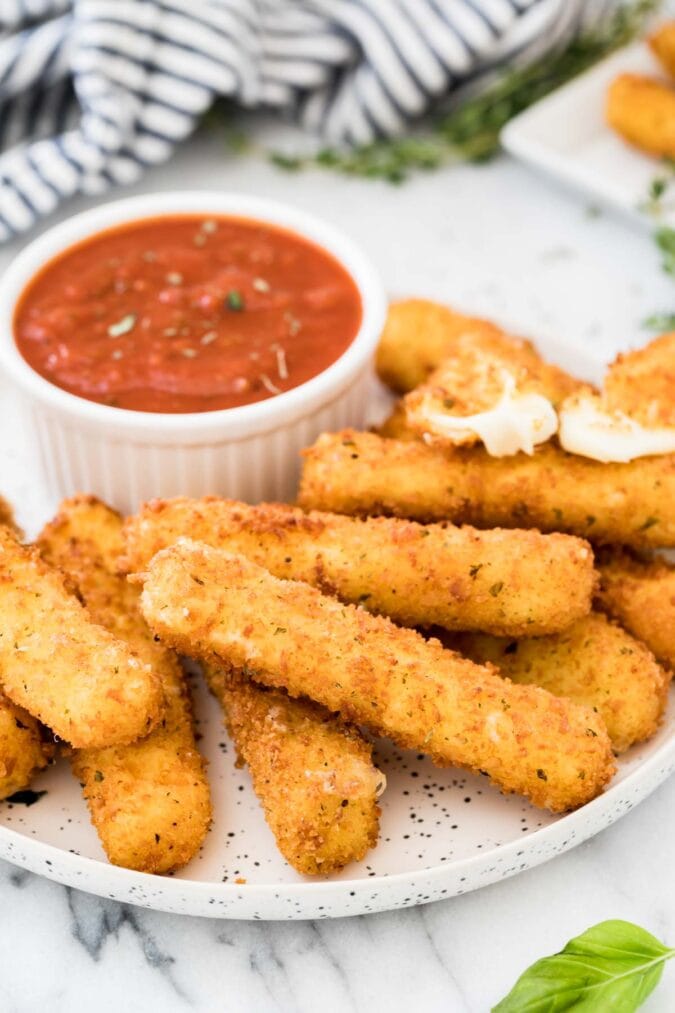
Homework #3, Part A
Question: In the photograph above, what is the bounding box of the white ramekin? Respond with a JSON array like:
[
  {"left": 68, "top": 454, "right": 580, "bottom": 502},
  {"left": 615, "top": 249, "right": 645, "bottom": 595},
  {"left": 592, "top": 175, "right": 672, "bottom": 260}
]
[{"left": 0, "top": 192, "right": 386, "bottom": 514}]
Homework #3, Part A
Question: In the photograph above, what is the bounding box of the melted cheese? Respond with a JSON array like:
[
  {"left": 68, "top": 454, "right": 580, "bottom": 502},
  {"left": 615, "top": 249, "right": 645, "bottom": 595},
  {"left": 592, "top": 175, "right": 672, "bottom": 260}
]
[
  {"left": 421, "top": 375, "right": 558, "bottom": 456},
  {"left": 559, "top": 394, "right": 675, "bottom": 463}
]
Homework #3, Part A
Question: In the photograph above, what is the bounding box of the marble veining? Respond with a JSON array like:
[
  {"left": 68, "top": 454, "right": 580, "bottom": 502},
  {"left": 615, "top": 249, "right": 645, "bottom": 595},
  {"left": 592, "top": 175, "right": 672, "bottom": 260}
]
[{"left": 0, "top": 116, "right": 674, "bottom": 1011}]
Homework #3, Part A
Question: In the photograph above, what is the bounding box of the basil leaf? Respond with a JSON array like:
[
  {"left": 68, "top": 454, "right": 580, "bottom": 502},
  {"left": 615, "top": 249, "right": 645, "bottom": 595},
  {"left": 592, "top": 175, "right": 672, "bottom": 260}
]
[{"left": 493, "top": 920, "right": 674, "bottom": 1012}]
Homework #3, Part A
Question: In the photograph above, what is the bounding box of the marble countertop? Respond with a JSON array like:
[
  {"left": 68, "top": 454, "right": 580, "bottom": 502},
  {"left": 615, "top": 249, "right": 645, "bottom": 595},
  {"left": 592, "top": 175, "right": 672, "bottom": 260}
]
[{"left": 1, "top": 118, "right": 674, "bottom": 1013}]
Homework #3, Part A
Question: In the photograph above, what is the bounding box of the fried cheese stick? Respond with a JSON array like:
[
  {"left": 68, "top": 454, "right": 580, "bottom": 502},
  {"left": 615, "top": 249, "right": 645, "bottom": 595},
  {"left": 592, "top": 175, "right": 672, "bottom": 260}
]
[
  {"left": 122, "top": 497, "right": 595, "bottom": 637},
  {"left": 375, "top": 299, "right": 579, "bottom": 397},
  {"left": 449, "top": 613, "right": 670, "bottom": 754},
  {"left": 298, "top": 430, "right": 675, "bottom": 548},
  {"left": 37, "top": 496, "right": 211, "bottom": 873},
  {"left": 139, "top": 541, "right": 615, "bottom": 813},
  {"left": 0, "top": 525, "right": 162, "bottom": 748},
  {"left": 606, "top": 74, "right": 675, "bottom": 158},
  {"left": 650, "top": 22, "right": 675, "bottom": 79},
  {"left": 0, "top": 502, "right": 52, "bottom": 796},
  {"left": 603, "top": 332, "right": 675, "bottom": 428},
  {"left": 377, "top": 299, "right": 522, "bottom": 393},
  {"left": 596, "top": 550, "right": 675, "bottom": 671},
  {"left": 0, "top": 693, "right": 51, "bottom": 800},
  {"left": 204, "top": 663, "right": 381, "bottom": 874},
  {"left": 400, "top": 331, "right": 578, "bottom": 452}
]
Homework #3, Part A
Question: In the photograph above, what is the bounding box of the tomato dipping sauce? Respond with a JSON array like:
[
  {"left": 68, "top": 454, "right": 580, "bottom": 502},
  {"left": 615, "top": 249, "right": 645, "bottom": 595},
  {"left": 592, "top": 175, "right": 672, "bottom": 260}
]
[{"left": 14, "top": 215, "right": 363, "bottom": 413}]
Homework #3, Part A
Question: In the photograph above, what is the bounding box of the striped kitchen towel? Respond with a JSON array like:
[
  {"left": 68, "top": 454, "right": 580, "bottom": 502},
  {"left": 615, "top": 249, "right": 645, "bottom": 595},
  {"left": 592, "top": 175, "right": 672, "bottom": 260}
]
[{"left": 0, "top": 0, "right": 613, "bottom": 241}]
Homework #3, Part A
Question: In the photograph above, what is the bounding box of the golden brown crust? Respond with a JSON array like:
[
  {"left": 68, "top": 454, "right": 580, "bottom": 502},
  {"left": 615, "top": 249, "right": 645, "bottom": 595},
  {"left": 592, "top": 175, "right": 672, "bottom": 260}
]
[
  {"left": 298, "top": 429, "right": 675, "bottom": 548},
  {"left": 595, "top": 549, "right": 675, "bottom": 671},
  {"left": 205, "top": 665, "right": 381, "bottom": 875},
  {"left": 139, "top": 541, "right": 615, "bottom": 813},
  {"left": 0, "top": 496, "right": 22, "bottom": 539},
  {"left": 121, "top": 497, "right": 595, "bottom": 637},
  {"left": 0, "top": 525, "right": 163, "bottom": 748},
  {"left": 649, "top": 21, "right": 675, "bottom": 79},
  {"left": 0, "top": 691, "right": 52, "bottom": 800},
  {"left": 604, "top": 333, "right": 675, "bottom": 428},
  {"left": 376, "top": 299, "right": 529, "bottom": 393},
  {"left": 449, "top": 613, "right": 671, "bottom": 754},
  {"left": 38, "top": 496, "right": 211, "bottom": 874},
  {"left": 401, "top": 330, "right": 579, "bottom": 447},
  {"left": 606, "top": 73, "right": 675, "bottom": 158}
]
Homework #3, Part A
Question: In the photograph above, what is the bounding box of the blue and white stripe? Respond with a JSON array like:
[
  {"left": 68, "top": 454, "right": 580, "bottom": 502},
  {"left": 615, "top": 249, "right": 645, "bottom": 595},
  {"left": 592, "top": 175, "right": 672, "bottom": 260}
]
[{"left": 0, "top": 0, "right": 607, "bottom": 240}]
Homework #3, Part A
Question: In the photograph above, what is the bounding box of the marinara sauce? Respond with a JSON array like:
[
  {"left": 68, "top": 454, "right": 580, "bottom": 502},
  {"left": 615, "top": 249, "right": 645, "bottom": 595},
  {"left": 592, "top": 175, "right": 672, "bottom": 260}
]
[{"left": 14, "top": 215, "right": 363, "bottom": 413}]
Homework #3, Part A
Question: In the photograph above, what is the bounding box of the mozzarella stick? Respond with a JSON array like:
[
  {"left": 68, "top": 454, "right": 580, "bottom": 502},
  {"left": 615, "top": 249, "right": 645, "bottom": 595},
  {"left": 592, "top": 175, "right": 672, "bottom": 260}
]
[
  {"left": 606, "top": 74, "right": 675, "bottom": 158},
  {"left": 139, "top": 541, "right": 615, "bottom": 813},
  {"left": 0, "top": 692, "right": 52, "bottom": 800},
  {"left": 596, "top": 550, "right": 675, "bottom": 671},
  {"left": 603, "top": 332, "right": 675, "bottom": 429},
  {"left": 122, "top": 498, "right": 595, "bottom": 637},
  {"left": 204, "top": 664, "right": 381, "bottom": 874},
  {"left": 299, "top": 430, "right": 675, "bottom": 548},
  {"left": 400, "top": 333, "right": 578, "bottom": 453},
  {"left": 650, "top": 21, "right": 675, "bottom": 79},
  {"left": 38, "top": 496, "right": 211, "bottom": 873},
  {"left": 377, "top": 299, "right": 525, "bottom": 393},
  {"left": 449, "top": 613, "right": 670, "bottom": 754},
  {"left": 0, "top": 497, "right": 54, "bottom": 798},
  {"left": 0, "top": 525, "right": 162, "bottom": 748}
]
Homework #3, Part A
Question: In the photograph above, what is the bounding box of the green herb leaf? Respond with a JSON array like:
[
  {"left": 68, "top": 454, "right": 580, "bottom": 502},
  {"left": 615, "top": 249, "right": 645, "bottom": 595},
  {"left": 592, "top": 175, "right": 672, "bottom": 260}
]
[
  {"left": 654, "top": 227, "right": 675, "bottom": 276},
  {"left": 262, "top": 0, "right": 657, "bottom": 181},
  {"left": 493, "top": 919, "right": 675, "bottom": 1013},
  {"left": 226, "top": 290, "right": 245, "bottom": 312},
  {"left": 268, "top": 152, "right": 303, "bottom": 171},
  {"left": 642, "top": 312, "right": 675, "bottom": 330}
]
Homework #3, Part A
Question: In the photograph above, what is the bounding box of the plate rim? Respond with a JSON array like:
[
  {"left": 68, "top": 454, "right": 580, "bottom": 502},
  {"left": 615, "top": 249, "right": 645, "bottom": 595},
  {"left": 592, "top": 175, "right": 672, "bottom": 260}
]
[{"left": 1, "top": 719, "right": 673, "bottom": 919}]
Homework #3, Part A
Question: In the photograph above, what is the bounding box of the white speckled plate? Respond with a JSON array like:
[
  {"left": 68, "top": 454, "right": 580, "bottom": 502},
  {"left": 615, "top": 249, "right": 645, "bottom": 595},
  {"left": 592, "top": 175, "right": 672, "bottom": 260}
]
[
  {"left": 502, "top": 39, "right": 675, "bottom": 229},
  {"left": 1, "top": 339, "right": 674, "bottom": 919}
]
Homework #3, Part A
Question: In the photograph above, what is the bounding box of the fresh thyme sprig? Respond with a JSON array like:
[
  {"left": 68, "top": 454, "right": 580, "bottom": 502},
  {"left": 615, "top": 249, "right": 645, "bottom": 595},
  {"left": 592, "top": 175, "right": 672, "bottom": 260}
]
[
  {"left": 641, "top": 157, "right": 675, "bottom": 214},
  {"left": 263, "top": 0, "right": 658, "bottom": 182},
  {"left": 654, "top": 226, "right": 675, "bottom": 276},
  {"left": 643, "top": 311, "right": 675, "bottom": 328}
]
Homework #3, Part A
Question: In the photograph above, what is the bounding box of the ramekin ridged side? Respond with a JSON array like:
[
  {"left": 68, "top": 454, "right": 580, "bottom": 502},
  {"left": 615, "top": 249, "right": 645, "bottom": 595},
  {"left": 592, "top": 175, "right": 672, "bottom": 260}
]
[
  {"left": 26, "top": 372, "right": 372, "bottom": 513},
  {"left": 0, "top": 193, "right": 386, "bottom": 514}
]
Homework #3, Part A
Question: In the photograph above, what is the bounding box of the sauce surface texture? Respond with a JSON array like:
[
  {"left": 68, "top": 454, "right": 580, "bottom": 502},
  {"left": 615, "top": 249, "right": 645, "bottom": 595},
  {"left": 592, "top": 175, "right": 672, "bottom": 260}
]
[{"left": 14, "top": 215, "right": 363, "bottom": 413}]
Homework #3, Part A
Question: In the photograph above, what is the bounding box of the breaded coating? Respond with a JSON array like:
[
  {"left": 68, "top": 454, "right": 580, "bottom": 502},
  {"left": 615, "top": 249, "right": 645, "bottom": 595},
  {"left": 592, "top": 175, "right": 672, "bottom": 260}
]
[
  {"left": 298, "top": 430, "right": 675, "bottom": 548},
  {"left": 0, "top": 692, "right": 51, "bottom": 800},
  {"left": 449, "top": 613, "right": 670, "bottom": 754},
  {"left": 122, "top": 497, "right": 595, "bottom": 637},
  {"left": 596, "top": 549, "right": 675, "bottom": 671},
  {"left": 205, "top": 664, "right": 381, "bottom": 875},
  {"left": 0, "top": 525, "right": 162, "bottom": 748},
  {"left": 139, "top": 541, "right": 615, "bottom": 813},
  {"left": 375, "top": 299, "right": 578, "bottom": 397},
  {"left": 606, "top": 73, "right": 675, "bottom": 158},
  {"left": 649, "top": 21, "right": 675, "bottom": 79},
  {"left": 377, "top": 401, "right": 419, "bottom": 440},
  {"left": 402, "top": 331, "right": 578, "bottom": 451},
  {"left": 0, "top": 497, "right": 21, "bottom": 537},
  {"left": 377, "top": 300, "right": 512, "bottom": 393},
  {"left": 38, "top": 496, "right": 211, "bottom": 874},
  {"left": 604, "top": 333, "right": 675, "bottom": 428}
]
